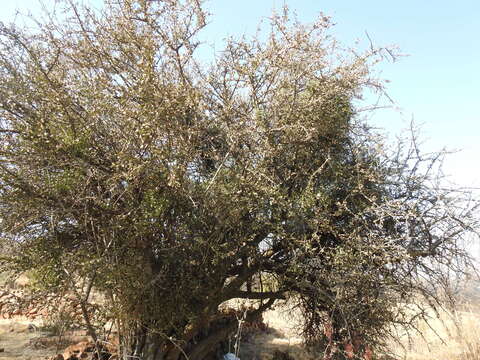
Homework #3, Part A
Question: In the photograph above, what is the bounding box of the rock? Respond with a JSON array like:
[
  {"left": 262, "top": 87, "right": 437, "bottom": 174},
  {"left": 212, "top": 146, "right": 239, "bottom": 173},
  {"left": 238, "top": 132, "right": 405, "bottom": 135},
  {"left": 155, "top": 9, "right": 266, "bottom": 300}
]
[{"left": 14, "top": 274, "right": 30, "bottom": 288}]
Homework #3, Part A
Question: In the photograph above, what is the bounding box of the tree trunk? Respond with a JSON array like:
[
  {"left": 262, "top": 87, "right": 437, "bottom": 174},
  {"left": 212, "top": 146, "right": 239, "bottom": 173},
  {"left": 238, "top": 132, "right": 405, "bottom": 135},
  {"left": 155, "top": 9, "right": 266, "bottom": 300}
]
[
  {"left": 119, "top": 317, "right": 233, "bottom": 360},
  {"left": 124, "top": 332, "right": 167, "bottom": 360},
  {"left": 118, "top": 298, "right": 276, "bottom": 360},
  {"left": 121, "top": 334, "right": 215, "bottom": 360}
]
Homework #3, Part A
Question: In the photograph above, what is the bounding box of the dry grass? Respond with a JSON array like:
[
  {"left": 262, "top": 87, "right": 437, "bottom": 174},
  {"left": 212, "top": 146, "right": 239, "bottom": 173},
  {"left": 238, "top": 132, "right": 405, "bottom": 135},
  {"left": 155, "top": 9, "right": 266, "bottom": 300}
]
[
  {"left": 4, "top": 287, "right": 480, "bottom": 360},
  {"left": 230, "top": 296, "right": 480, "bottom": 360},
  {"left": 391, "top": 303, "right": 480, "bottom": 360}
]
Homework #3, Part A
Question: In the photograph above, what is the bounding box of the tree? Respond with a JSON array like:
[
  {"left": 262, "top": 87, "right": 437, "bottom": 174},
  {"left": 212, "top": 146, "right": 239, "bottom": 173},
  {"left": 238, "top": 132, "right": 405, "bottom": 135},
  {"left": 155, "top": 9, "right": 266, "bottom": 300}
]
[{"left": 0, "top": 1, "right": 477, "bottom": 359}]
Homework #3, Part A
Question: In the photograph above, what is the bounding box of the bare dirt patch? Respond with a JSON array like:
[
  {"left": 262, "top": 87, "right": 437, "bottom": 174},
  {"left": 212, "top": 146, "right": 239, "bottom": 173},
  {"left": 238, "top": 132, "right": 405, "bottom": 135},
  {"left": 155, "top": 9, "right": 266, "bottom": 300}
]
[
  {"left": 238, "top": 305, "right": 317, "bottom": 360},
  {"left": 0, "top": 318, "right": 56, "bottom": 360}
]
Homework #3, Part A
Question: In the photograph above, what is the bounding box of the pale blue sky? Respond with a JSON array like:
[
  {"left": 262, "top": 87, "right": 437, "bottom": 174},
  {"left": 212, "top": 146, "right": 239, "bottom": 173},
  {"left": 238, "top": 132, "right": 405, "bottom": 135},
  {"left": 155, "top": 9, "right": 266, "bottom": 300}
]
[{"left": 1, "top": 0, "right": 479, "bottom": 187}]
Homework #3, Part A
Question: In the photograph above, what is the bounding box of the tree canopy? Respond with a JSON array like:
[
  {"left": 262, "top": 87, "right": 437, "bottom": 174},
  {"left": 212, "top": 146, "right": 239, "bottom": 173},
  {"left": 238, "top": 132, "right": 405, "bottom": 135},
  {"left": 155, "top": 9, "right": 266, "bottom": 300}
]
[{"left": 0, "top": 1, "right": 478, "bottom": 359}]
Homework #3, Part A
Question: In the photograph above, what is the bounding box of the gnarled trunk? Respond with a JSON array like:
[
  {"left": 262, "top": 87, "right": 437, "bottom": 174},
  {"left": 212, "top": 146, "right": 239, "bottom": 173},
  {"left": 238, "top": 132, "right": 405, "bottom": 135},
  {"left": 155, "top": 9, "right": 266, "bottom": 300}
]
[
  {"left": 120, "top": 328, "right": 224, "bottom": 360},
  {"left": 117, "top": 298, "right": 275, "bottom": 360}
]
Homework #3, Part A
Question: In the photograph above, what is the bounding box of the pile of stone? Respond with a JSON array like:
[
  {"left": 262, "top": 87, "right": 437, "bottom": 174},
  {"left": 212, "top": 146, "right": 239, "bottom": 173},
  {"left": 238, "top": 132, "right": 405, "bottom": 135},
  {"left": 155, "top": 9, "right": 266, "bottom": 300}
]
[
  {"left": 0, "top": 289, "right": 47, "bottom": 319},
  {"left": 0, "top": 289, "right": 102, "bottom": 328}
]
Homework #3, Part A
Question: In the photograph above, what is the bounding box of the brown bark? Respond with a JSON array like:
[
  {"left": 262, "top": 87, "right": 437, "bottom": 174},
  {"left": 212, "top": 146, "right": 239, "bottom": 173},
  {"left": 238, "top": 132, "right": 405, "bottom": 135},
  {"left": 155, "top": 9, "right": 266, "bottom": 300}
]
[{"left": 186, "top": 298, "right": 276, "bottom": 360}]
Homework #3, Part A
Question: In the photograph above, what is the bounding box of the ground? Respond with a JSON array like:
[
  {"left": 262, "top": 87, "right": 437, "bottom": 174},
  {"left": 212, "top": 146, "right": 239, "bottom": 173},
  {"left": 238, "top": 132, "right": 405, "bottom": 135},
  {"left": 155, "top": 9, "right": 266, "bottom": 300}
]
[
  {"left": 0, "top": 318, "right": 57, "bottom": 359},
  {"left": 0, "top": 304, "right": 312, "bottom": 360},
  {"left": 2, "top": 277, "right": 480, "bottom": 359}
]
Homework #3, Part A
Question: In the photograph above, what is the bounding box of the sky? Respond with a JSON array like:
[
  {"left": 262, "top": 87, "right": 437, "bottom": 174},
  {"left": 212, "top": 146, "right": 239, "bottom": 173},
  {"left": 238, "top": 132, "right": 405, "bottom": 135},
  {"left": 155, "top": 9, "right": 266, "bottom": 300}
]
[
  {"left": 201, "top": 0, "right": 480, "bottom": 189},
  {"left": 1, "top": 0, "right": 479, "bottom": 188}
]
